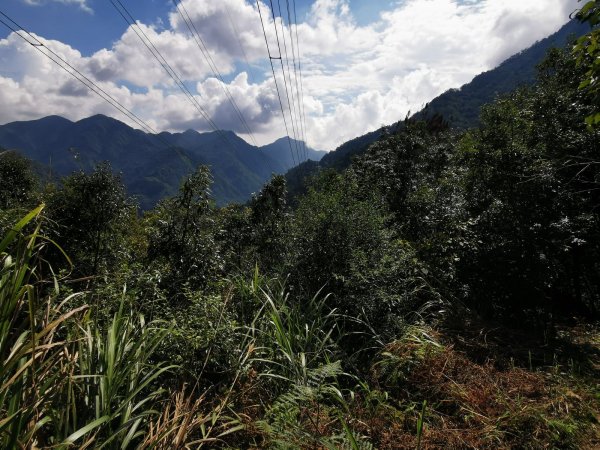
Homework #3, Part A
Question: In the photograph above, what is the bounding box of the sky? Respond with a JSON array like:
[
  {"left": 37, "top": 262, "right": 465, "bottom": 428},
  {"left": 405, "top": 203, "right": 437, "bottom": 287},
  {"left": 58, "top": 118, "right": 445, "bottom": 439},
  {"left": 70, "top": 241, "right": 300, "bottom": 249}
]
[{"left": 0, "top": 0, "right": 580, "bottom": 151}]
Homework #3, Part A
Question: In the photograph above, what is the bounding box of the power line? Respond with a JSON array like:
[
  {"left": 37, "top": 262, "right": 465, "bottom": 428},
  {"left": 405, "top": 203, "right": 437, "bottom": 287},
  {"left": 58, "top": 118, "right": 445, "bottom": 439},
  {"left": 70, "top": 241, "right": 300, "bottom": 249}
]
[
  {"left": 171, "top": 0, "right": 277, "bottom": 173},
  {"left": 112, "top": 0, "right": 276, "bottom": 174},
  {"left": 172, "top": 0, "right": 260, "bottom": 149},
  {"left": 267, "top": 0, "right": 302, "bottom": 165},
  {"left": 291, "top": 0, "right": 309, "bottom": 160},
  {"left": 283, "top": 0, "right": 307, "bottom": 160},
  {"left": 256, "top": 0, "right": 298, "bottom": 167},
  {"left": 109, "top": 1, "right": 213, "bottom": 128},
  {"left": 276, "top": 0, "right": 304, "bottom": 162},
  {"left": 0, "top": 10, "right": 167, "bottom": 142},
  {"left": 271, "top": 0, "right": 303, "bottom": 163},
  {"left": 110, "top": 0, "right": 239, "bottom": 152}
]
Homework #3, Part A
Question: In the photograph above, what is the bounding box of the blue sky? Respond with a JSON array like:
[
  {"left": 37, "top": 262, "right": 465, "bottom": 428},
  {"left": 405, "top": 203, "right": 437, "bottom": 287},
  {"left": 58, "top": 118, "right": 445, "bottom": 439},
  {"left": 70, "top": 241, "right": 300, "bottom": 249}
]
[
  {"left": 0, "top": 1, "right": 395, "bottom": 55},
  {"left": 0, "top": 0, "right": 578, "bottom": 150}
]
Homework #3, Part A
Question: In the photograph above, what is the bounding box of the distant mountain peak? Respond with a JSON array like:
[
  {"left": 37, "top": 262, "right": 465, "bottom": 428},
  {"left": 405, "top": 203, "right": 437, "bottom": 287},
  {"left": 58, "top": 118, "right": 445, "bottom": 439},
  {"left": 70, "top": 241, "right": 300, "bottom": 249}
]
[{"left": 0, "top": 114, "right": 323, "bottom": 209}]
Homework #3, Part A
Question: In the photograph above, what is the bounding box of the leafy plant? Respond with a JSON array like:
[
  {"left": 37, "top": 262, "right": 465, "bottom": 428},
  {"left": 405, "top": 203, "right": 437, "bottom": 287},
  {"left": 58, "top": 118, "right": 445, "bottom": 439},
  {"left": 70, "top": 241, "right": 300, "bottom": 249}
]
[
  {"left": 58, "top": 300, "right": 174, "bottom": 447},
  {"left": 0, "top": 205, "right": 84, "bottom": 448},
  {"left": 574, "top": 0, "right": 600, "bottom": 126}
]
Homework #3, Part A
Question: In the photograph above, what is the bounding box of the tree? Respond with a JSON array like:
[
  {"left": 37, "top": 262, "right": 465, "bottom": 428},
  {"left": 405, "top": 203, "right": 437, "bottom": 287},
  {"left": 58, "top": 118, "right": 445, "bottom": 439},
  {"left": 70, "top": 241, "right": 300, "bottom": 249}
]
[
  {"left": 248, "top": 174, "right": 288, "bottom": 273},
  {"left": 458, "top": 49, "right": 600, "bottom": 323},
  {"left": 288, "top": 170, "right": 433, "bottom": 342},
  {"left": 147, "top": 165, "right": 221, "bottom": 295},
  {"left": 46, "top": 162, "right": 132, "bottom": 275},
  {"left": 0, "top": 150, "right": 38, "bottom": 210},
  {"left": 574, "top": 0, "right": 600, "bottom": 126}
]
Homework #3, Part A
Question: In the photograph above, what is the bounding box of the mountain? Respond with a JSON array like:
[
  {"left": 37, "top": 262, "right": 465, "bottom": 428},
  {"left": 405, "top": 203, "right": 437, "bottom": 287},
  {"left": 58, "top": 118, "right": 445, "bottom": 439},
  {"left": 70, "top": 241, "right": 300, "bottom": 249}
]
[
  {"left": 285, "top": 19, "right": 589, "bottom": 195},
  {"left": 412, "top": 19, "right": 589, "bottom": 128},
  {"left": 261, "top": 137, "right": 326, "bottom": 171},
  {"left": 0, "top": 115, "right": 323, "bottom": 209}
]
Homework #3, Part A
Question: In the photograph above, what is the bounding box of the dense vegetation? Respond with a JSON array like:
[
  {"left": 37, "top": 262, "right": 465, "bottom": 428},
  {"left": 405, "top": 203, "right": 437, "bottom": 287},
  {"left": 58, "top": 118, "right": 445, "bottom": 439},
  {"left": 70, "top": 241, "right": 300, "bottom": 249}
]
[{"left": 1, "top": 16, "right": 600, "bottom": 450}]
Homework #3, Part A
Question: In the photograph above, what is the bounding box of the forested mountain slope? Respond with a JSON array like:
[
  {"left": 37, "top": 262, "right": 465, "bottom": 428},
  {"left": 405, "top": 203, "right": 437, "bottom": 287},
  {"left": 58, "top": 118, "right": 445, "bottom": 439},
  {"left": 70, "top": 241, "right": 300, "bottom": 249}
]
[
  {"left": 2, "top": 35, "right": 599, "bottom": 448},
  {"left": 0, "top": 114, "right": 324, "bottom": 208},
  {"left": 412, "top": 19, "right": 589, "bottom": 128},
  {"left": 286, "top": 19, "right": 588, "bottom": 196}
]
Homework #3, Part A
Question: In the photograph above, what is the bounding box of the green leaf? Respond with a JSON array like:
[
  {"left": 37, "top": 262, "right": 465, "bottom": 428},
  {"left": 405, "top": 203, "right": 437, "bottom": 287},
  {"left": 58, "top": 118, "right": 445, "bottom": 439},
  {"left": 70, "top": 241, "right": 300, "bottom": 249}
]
[{"left": 63, "top": 415, "right": 110, "bottom": 445}]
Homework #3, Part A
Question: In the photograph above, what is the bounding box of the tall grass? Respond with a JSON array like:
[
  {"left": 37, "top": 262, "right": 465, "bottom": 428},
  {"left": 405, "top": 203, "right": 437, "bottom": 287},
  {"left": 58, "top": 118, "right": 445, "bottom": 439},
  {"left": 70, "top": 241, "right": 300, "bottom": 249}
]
[
  {"left": 240, "top": 273, "right": 373, "bottom": 448},
  {"left": 250, "top": 278, "right": 339, "bottom": 386},
  {"left": 0, "top": 207, "right": 239, "bottom": 448},
  {"left": 0, "top": 205, "right": 85, "bottom": 447},
  {"left": 57, "top": 300, "right": 175, "bottom": 447}
]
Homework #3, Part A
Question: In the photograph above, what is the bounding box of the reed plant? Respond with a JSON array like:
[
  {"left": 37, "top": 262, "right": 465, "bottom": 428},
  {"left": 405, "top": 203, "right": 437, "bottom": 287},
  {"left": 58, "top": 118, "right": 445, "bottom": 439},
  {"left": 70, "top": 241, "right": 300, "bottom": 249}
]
[{"left": 0, "top": 205, "right": 85, "bottom": 448}]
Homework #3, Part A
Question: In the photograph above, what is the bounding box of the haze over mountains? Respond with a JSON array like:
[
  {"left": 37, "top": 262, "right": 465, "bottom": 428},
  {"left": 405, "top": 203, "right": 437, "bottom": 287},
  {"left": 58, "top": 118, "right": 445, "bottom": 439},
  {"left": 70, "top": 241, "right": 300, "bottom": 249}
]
[{"left": 0, "top": 114, "right": 323, "bottom": 209}]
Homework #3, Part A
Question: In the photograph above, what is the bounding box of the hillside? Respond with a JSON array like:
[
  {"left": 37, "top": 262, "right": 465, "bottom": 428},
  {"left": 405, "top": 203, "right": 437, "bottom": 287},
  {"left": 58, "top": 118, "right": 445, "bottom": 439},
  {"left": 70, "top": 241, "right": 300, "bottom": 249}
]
[
  {"left": 286, "top": 18, "right": 588, "bottom": 195},
  {"left": 2, "top": 24, "right": 599, "bottom": 448},
  {"left": 0, "top": 115, "right": 324, "bottom": 208},
  {"left": 412, "top": 19, "right": 589, "bottom": 128}
]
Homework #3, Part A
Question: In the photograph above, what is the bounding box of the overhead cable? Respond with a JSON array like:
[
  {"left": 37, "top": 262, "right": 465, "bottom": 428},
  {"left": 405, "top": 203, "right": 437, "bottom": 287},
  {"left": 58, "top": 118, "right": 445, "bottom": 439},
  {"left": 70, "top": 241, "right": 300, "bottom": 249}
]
[
  {"left": 110, "top": 0, "right": 238, "bottom": 151},
  {"left": 291, "top": 0, "right": 309, "bottom": 159},
  {"left": 256, "top": 0, "right": 298, "bottom": 167},
  {"left": 0, "top": 10, "right": 168, "bottom": 142},
  {"left": 270, "top": 0, "right": 303, "bottom": 164},
  {"left": 172, "top": 0, "right": 260, "bottom": 150},
  {"left": 279, "top": 0, "right": 306, "bottom": 161}
]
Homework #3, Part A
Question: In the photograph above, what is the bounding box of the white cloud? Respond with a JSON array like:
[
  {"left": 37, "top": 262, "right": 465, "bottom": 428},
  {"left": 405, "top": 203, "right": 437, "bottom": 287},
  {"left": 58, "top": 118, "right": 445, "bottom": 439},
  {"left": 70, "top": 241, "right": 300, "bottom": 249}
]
[
  {"left": 23, "top": 0, "right": 93, "bottom": 14},
  {"left": 1, "top": 0, "right": 581, "bottom": 150},
  {"left": 297, "top": 0, "right": 579, "bottom": 149}
]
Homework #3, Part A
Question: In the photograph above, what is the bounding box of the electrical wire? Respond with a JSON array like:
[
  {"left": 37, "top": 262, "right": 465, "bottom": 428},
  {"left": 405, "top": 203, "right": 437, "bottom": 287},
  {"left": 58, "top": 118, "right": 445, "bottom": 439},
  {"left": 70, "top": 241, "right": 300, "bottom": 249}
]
[
  {"left": 269, "top": 0, "right": 301, "bottom": 164},
  {"left": 280, "top": 0, "right": 306, "bottom": 161},
  {"left": 256, "top": 0, "right": 298, "bottom": 167},
  {"left": 110, "top": 0, "right": 239, "bottom": 152},
  {"left": 0, "top": 10, "right": 168, "bottom": 143},
  {"left": 172, "top": 0, "right": 260, "bottom": 149},
  {"left": 291, "top": 0, "right": 309, "bottom": 159}
]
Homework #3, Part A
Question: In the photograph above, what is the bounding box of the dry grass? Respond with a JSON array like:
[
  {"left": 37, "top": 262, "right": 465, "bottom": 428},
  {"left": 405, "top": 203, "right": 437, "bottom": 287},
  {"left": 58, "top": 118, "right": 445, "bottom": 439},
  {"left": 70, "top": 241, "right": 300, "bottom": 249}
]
[{"left": 350, "top": 325, "right": 600, "bottom": 450}]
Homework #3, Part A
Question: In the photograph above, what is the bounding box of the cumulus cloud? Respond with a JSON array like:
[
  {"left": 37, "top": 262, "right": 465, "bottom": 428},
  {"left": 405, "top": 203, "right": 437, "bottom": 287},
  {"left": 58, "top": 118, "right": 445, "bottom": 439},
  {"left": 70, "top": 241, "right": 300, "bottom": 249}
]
[
  {"left": 298, "top": 0, "right": 579, "bottom": 149},
  {"left": 1, "top": 0, "right": 581, "bottom": 150}
]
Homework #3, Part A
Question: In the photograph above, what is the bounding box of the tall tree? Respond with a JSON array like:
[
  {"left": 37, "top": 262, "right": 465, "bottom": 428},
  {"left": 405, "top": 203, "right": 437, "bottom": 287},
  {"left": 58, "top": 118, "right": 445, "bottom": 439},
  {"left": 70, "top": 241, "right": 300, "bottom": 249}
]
[
  {"left": 147, "top": 165, "right": 221, "bottom": 295},
  {"left": 0, "top": 150, "right": 38, "bottom": 211},
  {"left": 46, "top": 162, "right": 131, "bottom": 275}
]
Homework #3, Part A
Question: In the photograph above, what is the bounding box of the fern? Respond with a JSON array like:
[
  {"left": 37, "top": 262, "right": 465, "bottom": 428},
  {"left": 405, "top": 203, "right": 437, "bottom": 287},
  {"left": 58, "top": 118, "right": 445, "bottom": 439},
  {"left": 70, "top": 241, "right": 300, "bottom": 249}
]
[{"left": 259, "top": 361, "right": 372, "bottom": 449}]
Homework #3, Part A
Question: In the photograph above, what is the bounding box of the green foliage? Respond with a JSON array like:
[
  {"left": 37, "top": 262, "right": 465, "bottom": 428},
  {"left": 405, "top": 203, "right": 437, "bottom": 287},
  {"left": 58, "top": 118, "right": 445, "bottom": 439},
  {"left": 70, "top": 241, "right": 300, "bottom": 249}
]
[
  {"left": 147, "top": 165, "right": 222, "bottom": 295},
  {"left": 48, "top": 300, "right": 172, "bottom": 448},
  {"left": 153, "top": 288, "right": 240, "bottom": 380},
  {"left": 0, "top": 150, "right": 38, "bottom": 211},
  {"left": 0, "top": 208, "right": 235, "bottom": 448},
  {"left": 574, "top": 0, "right": 600, "bottom": 126},
  {"left": 0, "top": 205, "right": 77, "bottom": 448},
  {"left": 3, "top": 21, "right": 600, "bottom": 449},
  {"left": 216, "top": 203, "right": 253, "bottom": 275},
  {"left": 46, "top": 162, "right": 133, "bottom": 276},
  {"left": 248, "top": 174, "right": 289, "bottom": 273},
  {"left": 251, "top": 280, "right": 340, "bottom": 387},
  {"left": 458, "top": 49, "right": 600, "bottom": 321},
  {"left": 288, "top": 168, "right": 442, "bottom": 346},
  {"left": 289, "top": 170, "right": 387, "bottom": 297},
  {"left": 247, "top": 280, "right": 372, "bottom": 448},
  {"left": 259, "top": 361, "right": 372, "bottom": 449}
]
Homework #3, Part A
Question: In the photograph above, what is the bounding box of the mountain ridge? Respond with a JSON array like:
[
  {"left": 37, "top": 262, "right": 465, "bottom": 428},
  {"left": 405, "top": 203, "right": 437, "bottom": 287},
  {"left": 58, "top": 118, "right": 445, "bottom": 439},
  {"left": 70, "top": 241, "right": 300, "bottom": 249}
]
[
  {"left": 285, "top": 19, "right": 589, "bottom": 195},
  {"left": 0, "top": 114, "right": 325, "bottom": 208}
]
